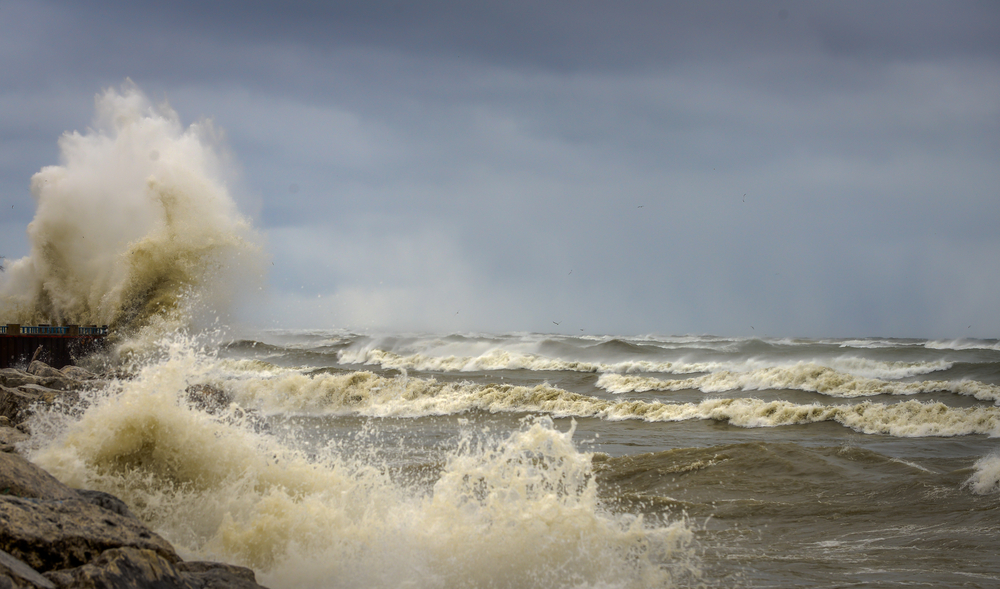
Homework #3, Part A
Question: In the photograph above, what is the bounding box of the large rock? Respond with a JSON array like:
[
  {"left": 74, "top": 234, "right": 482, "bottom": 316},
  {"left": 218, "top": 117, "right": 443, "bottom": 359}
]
[
  {"left": 42, "top": 548, "right": 269, "bottom": 589},
  {"left": 0, "top": 452, "right": 78, "bottom": 501},
  {"left": 185, "top": 384, "right": 231, "bottom": 414},
  {"left": 0, "top": 388, "right": 41, "bottom": 425},
  {"left": 0, "top": 425, "right": 29, "bottom": 454},
  {"left": 0, "top": 496, "right": 179, "bottom": 572},
  {"left": 0, "top": 371, "right": 42, "bottom": 390},
  {"left": 176, "top": 561, "right": 266, "bottom": 589},
  {"left": 13, "top": 386, "right": 79, "bottom": 410},
  {"left": 43, "top": 547, "right": 187, "bottom": 589},
  {"left": 29, "top": 378, "right": 77, "bottom": 393},
  {"left": 0, "top": 386, "right": 79, "bottom": 426},
  {"left": 0, "top": 548, "right": 55, "bottom": 589},
  {"left": 25, "top": 363, "right": 62, "bottom": 380},
  {"left": 58, "top": 366, "right": 96, "bottom": 381},
  {"left": 73, "top": 490, "right": 136, "bottom": 520}
]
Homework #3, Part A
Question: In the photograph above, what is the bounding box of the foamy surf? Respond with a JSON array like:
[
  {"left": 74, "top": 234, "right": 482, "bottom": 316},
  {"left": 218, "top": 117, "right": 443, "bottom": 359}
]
[
  {"left": 966, "top": 454, "right": 1000, "bottom": 495},
  {"left": 596, "top": 364, "right": 1000, "bottom": 402},
  {"left": 25, "top": 337, "right": 699, "bottom": 589},
  {"left": 199, "top": 364, "right": 1000, "bottom": 438},
  {"left": 339, "top": 344, "right": 952, "bottom": 381}
]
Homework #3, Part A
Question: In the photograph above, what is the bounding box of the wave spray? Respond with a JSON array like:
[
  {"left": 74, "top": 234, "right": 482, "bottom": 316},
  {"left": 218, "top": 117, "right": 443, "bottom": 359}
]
[{"left": 0, "top": 81, "right": 261, "bottom": 338}]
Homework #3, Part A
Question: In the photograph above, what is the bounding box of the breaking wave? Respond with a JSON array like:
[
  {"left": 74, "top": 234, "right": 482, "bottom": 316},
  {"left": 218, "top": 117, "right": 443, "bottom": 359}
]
[
  {"left": 214, "top": 368, "right": 1000, "bottom": 438},
  {"left": 966, "top": 454, "right": 1000, "bottom": 495},
  {"left": 0, "top": 81, "right": 262, "bottom": 339},
  {"left": 596, "top": 364, "right": 1000, "bottom": 402},
  {"left": 26, "top": 339, "right": 699, "bottom": 589},
  {"left": 340, "top": 346, "right": 952, "bottom": 381}
]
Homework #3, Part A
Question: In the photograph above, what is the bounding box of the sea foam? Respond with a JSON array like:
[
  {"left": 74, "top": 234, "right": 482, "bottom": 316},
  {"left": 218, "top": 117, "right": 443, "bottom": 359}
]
[
  {"left": 596, "top": 364, "right": 1000, "bottom": 403},
  {"left": 27, "top": 337, "right": 698, "bottom": 589}
]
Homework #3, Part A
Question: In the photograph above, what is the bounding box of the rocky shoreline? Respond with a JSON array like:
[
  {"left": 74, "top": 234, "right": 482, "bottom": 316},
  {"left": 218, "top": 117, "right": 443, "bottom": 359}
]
[{"left": 1, "top": 361, "right": 269, "bottom": 589}]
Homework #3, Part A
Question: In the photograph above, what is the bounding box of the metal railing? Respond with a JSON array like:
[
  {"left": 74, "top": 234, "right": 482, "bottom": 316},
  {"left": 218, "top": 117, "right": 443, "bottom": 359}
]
[
  {"left": 79, "top": 326, "right": 109, "bottom": 336},
  {"left": 2, "top": 324, "right": 108, "bottom": 336}
]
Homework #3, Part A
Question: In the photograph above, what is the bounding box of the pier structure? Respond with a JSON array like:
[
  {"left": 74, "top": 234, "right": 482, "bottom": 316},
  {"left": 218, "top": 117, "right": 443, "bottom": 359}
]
[{"left": 0, "top": 324, "right": 108, "bottom": 369}]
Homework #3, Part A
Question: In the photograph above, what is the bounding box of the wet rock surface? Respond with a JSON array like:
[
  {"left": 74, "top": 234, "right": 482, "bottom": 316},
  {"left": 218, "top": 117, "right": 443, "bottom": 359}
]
[{"left": 0, "top": 361, "right": 270, "bottom": 589}]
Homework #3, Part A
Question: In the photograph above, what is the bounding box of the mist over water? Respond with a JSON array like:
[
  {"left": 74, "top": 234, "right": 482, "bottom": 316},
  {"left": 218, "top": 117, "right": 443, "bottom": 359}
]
[{"left": 0, "top": 81, "right": 261, "bottom": 337}]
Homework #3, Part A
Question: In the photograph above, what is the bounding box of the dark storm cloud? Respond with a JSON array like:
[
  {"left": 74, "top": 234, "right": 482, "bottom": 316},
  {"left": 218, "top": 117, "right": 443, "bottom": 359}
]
[
  {"left": 14, "top": 0, "right": 1000, "bottom": 82},
  {"left": 2, "top": 0, "right": 999, "bottom": 336},
  {"left": 65, "top": 1, "right": 1000, "bottom": 60}
]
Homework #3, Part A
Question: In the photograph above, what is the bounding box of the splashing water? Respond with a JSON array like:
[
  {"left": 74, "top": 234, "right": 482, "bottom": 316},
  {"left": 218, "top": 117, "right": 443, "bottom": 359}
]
[
  {"left": 26, "top": 336, "right": 699, "bottom": 589},
  {"left": 0, "top": 81, "right": 262, "bottom": 340}
]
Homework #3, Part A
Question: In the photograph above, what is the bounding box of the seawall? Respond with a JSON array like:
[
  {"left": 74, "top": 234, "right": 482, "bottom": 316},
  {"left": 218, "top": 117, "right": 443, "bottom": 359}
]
[{"left": 0, "top": 325, "right": 108, "bottom": 369}]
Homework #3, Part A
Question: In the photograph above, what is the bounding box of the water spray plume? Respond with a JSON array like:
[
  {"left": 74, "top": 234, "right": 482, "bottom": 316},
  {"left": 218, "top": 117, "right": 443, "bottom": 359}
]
[{"left": 0, "top": 81, "right": 262, "bottom": 339}]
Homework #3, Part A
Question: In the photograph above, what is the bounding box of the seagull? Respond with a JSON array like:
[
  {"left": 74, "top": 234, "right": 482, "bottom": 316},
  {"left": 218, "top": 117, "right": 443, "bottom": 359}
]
[{"left": 552, "top": 321, "right": 561, "bottom": 326}]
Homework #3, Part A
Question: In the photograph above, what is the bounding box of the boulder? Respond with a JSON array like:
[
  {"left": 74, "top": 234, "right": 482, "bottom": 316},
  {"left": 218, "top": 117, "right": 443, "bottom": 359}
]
[
  {"left": 42, "top": 548, "right": 270, "bottom": 589},
  {"left": 14, "top": 385, "right": 60, "bottom": 398},
  {"left": 177, "top": 561, "right": 267, "bottom": 589},
  {"left": 0, "top": 496, "right": 179, "bottom": 572},
  {"left": 73, "top": 490, "right": 136, "bottom": 520},
  {"left": 43, "top": 547, "right": 188, "bottom": 589},
  {"left": 0, "top": 386, "right": 79, "bottom": 426},
  {"left": 58, "top": 366, "right": 96, "bottom": 381},
  {"left": 0, "top": 426, "right": 29, "bottom": 454},
  {"left": 0, "top": 548, "right": 55, "bottom": 589},
  {"left": 185, "top": 384, "right": 232, "bottom": 413},
  {"left": 0, "top": 452, "right": 78, "bottom": 501},
  {"left": 13, "top": 385, "right": 78, "bottom": 408},
  {"left": 0, "top": 388, "right": 40, "bottom": 425},
  {"left": 25, "top": 363, "right": 61, "bottom": 380},
  {"left": 0, "top": 371, "right": 41, "bottom": 391},
  {"left": 31, "top": 378, "right": 77, "bottom": 393}
]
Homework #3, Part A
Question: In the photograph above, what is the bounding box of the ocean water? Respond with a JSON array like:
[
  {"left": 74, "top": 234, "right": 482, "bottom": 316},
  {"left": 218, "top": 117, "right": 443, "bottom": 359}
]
[
  {"left": 22, "top": 330, "right": 1000, "bottom": 588},
  {"left": 5, "top": 84, "right": 1000, "bottom": 587}
]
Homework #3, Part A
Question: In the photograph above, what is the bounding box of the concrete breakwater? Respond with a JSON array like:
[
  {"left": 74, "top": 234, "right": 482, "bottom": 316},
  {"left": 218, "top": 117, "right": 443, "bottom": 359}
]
[
  {"left": 0, "top": 325, "right": 108, "bottom": 370},
  {"left": 0, "top": 360, "right": 270, "bottom": 589}
]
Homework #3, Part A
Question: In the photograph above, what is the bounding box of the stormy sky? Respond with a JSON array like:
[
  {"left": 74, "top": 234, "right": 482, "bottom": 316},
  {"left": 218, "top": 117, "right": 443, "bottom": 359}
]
[{"left": 1, "top": 0, "right": 998, "bottom": 338}]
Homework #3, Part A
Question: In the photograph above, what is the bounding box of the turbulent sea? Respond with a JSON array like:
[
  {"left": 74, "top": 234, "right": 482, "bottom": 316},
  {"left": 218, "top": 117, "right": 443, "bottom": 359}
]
[
  {"left": 6, "top": 83, "right": 1000, "bottom": 588},
  {"left": 23, "top": 330, "right": 1000, "bottom": 588}
]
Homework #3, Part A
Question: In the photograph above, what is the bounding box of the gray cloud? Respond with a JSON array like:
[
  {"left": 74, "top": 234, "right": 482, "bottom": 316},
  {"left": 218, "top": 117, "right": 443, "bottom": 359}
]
[{"left": 2, "top": 0, "right": 998, "bottom": 337}]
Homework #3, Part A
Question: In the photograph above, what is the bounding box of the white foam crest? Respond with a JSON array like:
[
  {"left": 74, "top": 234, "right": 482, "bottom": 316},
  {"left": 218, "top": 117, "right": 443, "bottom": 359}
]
[
  {"left": 222, "top": 368, "right": 1000, "bottom": 438},
  {"left": 338, "top": 346, "right": 739, "bottom": 376},
  {"left": 0, "top": 81, "right": 262, "bottom": 336},
  {"left": 595, "top": 363, "right": 1000, "bottom": 402},
  {"left": 965, "top": 454, "right": 1000, "bottom": 494},
  {"left": 338, "top": 343, "right": 952, "bottom": 383},
  {"left": 339, "top": 347, "right": 600, "bottom": 373},
  {"left": 26, "top": 340, "right": 697, "bottom": 589},
  {"left": 925, "top": 339, "right": 1000, "bottom": 351},
  {"left": 838, "top": 339, "right": 922, "bottom": 349}
]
